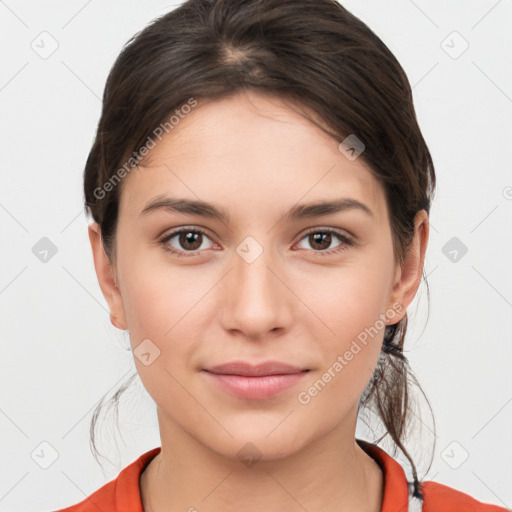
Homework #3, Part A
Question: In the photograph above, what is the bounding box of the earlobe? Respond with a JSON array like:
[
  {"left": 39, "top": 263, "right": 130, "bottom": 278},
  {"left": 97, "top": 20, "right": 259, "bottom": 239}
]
[
  {"left": 88, "top": 222, "right": 128, "bottom": 331},
  {"left": 388, "top": 210, "right": 430, "bottom": 321}
]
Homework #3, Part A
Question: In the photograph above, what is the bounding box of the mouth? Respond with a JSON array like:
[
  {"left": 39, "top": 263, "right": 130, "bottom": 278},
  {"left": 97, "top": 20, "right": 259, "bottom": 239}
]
[
  {"left": 202, "top": 361, "right": 310, "bottom": 400},
  {"left": 203, "top": 360, "right": 309, "bottom": 377}
]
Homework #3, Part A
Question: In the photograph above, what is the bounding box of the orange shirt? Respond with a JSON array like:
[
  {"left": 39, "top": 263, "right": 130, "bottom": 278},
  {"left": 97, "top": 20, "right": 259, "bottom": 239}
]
[{"left": 56, "top": 440, "right": 509, "bottom": 512}]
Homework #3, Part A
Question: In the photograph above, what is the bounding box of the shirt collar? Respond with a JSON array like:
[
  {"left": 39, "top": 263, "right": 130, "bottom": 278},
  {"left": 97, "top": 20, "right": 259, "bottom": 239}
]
[
  {"left": 356, "top": 438, "right": 411, "bottom": 512},
  {"left": 115, "top": 440, "right": 410, "bottom": 512},
  {"left": 115, "top": 446, "right": 161, "bottom": 512}
]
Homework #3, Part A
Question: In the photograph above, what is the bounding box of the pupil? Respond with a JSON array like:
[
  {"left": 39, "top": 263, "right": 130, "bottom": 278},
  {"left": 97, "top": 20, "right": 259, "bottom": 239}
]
[
  {"left": 181, "top": 231, "right": 201, "bottom": 250},
  {"left": 312, "top": 233, "right": 331, "bottom": 250}
]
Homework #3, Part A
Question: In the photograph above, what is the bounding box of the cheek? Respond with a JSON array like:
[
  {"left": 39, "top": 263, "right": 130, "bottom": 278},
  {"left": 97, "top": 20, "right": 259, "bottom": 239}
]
[
  {"left": 118, "top": 240, "right": 210, "bottom": 337},
  {"left": 117, "top": 247, "right": 229, "bottom": 404},
  {"left": 300, "top": 253, "right": 394, "bottom": 343},
  {"left": 294, "top": 251, "right": 394, "bottom": 400},
  {"left": 294, "top": 273, "right": 387, "bottom": 424},
  {"left": 120, "top": 272, "right": 199, "bottom": 414}
]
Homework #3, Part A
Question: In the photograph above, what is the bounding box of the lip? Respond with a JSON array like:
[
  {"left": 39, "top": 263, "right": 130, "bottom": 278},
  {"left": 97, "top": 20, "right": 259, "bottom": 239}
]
[
  {"left": 202, "top": 361, "right": 310, "bottom": 400},
  {"left": 204, "top": 361, "right": 307, "bottom": 377}
]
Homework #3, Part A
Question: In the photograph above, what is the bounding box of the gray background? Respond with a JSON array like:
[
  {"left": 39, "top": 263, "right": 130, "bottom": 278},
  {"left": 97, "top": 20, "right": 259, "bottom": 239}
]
[{"left": 0, "top": 0, "right": 511, "bottom": 510}]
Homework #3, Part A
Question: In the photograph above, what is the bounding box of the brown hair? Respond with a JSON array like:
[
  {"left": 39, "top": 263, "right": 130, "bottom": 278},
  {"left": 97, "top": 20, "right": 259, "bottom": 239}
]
[{"left": 84, "top": 0, "right": 436, "bottom": 499}]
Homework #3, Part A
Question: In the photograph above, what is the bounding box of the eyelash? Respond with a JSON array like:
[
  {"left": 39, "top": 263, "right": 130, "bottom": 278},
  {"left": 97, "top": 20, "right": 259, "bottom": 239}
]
[{"left": 158, "top": 227, "right": 354, "bottom": 258}]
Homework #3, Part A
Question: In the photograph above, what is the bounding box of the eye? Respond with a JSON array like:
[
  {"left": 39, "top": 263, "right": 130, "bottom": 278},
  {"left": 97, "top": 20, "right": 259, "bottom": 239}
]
[
  {"left": 295, "top": 228, "right": 354, "bottom": 256},
  {"left": 158, "top": 226, "right": 354, "bottom": 258},
  {"left": 158, "top": 227, "right": 217, "bottom": 257}
]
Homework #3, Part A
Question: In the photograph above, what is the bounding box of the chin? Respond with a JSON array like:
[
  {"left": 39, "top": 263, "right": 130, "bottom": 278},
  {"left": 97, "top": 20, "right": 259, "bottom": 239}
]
[{"left": 202, "top": 425, "right": 310, "bottom": 465}]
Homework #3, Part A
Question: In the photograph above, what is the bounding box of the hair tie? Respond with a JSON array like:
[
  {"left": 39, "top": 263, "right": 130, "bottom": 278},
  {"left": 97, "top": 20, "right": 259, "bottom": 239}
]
[{"left": 382, "top": 324, "right": 405, "bottom": 359}]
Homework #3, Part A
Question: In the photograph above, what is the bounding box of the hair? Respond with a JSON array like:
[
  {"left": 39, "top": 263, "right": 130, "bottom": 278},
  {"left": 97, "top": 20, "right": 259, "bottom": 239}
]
[{"left": 84, "top": 0, "right": 436, "bottom": 499}]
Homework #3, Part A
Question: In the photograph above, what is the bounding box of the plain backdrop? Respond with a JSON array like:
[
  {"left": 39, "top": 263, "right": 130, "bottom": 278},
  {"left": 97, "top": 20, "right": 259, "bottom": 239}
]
[{"left": 0, "top": 1, "right": 511, "bottom": 510}]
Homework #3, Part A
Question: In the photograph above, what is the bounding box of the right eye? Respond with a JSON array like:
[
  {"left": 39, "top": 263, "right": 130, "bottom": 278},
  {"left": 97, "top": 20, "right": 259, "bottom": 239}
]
[{"left": 158, "top": 227, "right": 217, "bottom": 257}]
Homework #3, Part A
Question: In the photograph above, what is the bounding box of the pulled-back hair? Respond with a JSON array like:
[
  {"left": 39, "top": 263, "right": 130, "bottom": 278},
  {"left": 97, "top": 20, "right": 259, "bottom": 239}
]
[{"left": 84, "top": 0, "right": 436, "bottom": 499}]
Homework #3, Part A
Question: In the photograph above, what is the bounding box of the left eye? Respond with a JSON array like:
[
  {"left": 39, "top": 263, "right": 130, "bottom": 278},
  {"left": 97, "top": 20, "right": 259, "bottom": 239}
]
[{"left": 295, "top": 229, "right": 352, "bottom": 254}]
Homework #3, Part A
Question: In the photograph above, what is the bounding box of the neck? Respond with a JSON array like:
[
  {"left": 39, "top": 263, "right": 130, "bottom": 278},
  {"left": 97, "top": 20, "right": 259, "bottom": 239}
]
[{"left": 140, "top": 409, "right": 383, "bottom": 512}]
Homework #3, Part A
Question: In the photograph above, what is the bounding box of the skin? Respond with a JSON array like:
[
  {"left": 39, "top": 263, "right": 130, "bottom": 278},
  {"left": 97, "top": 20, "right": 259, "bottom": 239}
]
[{"left": 89, "top": 90, "right": 429, "bottom": 512}]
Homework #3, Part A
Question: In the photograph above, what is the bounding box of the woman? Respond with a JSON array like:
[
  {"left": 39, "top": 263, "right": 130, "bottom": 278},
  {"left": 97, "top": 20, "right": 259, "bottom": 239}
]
[{"left": 57, "top": 0, "right": 508, "bottom": 511}]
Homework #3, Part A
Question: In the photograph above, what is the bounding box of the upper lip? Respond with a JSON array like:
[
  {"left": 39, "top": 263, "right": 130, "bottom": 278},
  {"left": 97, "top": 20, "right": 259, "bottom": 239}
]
[{"left": 203, "top": 361, "right": 309, "bottom": 377}]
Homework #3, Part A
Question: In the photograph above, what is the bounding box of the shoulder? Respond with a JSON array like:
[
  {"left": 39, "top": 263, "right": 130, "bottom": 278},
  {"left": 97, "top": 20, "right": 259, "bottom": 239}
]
[
  {"left": 54, "top": 478, "right": 117, "bottom": 512},
  {"left": 53, "top": 447, "right": 161, "bottom": 512},
  {"left": 356, "top": 439, "right": 509, "bottom": 512},
  {"left": 420, "top": 480, "right": 510, "bottom": 512},
  {"left": 56, "top": 480, "right": 116, "bottom": 512}
]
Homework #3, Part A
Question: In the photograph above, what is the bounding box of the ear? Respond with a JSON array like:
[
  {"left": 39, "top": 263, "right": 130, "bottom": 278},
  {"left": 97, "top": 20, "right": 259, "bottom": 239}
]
[
  {"left": 388, "top": 210, "right": 429, "bottom": 322},
  {"left": 88, "top": 222, "right": 128, "bottom": 331}
]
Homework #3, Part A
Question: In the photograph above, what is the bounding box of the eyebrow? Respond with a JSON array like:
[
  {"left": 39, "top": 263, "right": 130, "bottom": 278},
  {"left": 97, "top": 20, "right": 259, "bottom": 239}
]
[{"left": 139, "top": 195, "right": 374, "bottom": 223}]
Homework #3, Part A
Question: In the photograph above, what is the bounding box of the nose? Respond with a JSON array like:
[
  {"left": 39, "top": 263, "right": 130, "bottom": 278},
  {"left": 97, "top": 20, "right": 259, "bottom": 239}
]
[{"left": 220, "top": 242, "right": 293, "bottom": 341}]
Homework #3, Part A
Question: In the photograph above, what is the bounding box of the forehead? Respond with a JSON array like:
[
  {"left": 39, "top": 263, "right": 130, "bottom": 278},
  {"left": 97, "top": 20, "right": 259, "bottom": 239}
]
[{"left": 119, "top": 91, "right": 386, "bottom": 223}]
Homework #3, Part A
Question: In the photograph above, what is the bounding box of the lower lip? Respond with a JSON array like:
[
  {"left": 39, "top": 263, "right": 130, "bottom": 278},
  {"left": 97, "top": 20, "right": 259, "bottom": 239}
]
[{"left": 202, "top": 370, "right": 309, "bottom": 400}]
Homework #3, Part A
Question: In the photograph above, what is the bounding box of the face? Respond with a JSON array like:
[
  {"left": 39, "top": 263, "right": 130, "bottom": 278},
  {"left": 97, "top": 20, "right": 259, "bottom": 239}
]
[{"left": 89, "top": 90, "right": 427, "bottom": 462}]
